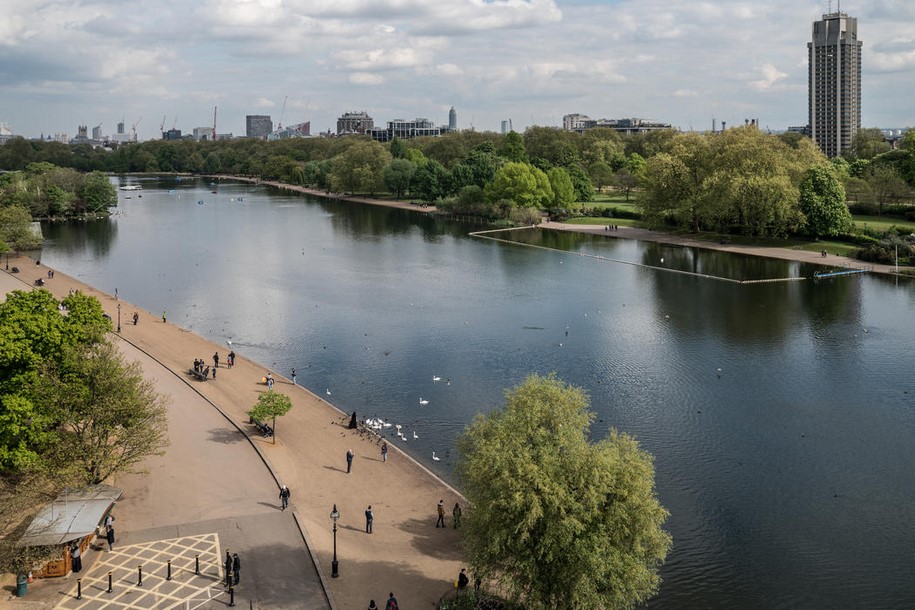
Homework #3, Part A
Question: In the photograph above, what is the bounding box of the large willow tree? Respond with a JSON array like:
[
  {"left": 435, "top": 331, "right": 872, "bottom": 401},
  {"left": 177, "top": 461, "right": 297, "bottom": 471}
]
[{"left": 457, "top": 374, "right": 671, "bottom": 609}]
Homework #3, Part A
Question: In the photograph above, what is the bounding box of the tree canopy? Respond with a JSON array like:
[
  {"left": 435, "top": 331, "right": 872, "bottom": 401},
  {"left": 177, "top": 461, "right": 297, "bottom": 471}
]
[
  {"left": 457, "top": 374, "right": 671, "bottom": 609},
  {"left": 248, "top": 390, "right": 292, "bottom": 443}
]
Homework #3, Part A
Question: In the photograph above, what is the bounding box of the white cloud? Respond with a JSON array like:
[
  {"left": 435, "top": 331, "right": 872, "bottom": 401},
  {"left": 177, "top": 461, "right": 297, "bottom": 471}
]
[
  {"left": 673, "top": 89, "right": 699, "bottom": 98},
  {"left": 350, "top": 72, "right": 385, "bottom": 85},
  {"left": 255, "top": 98, "right": 276, "bottom": 108},
  {"left": 748, "top": 63, "right": 788, "bottom": 91}
]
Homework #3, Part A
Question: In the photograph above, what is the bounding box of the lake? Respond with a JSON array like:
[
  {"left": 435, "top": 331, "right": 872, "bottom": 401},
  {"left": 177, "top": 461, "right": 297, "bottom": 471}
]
[{"left": 40, "top": 177, "right": 915, "bottom": 608}]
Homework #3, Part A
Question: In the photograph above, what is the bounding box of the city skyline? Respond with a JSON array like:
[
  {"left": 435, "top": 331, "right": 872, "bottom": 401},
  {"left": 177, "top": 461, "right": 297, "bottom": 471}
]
[{"left": 2, "top": 1, "right": 914, "bottom": 141}]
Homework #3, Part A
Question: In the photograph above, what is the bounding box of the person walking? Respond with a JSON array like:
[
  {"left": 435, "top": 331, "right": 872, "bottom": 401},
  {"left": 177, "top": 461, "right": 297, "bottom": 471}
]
[
  {"left": 267, "top": 373, "right": 274, "bottom": 389},
  {"left": 232, "top": 553, "right": 240, "bottom": 585},
  {"left": 279, "top": 485, "right": 290, "bottom": 511},
  {"left": 385, "top": 592, "right": 399, "bottom": 610},
  {"left": 213, "top": 352, "right": 219, "bottom": 368},
  {"left": 436, "top": 499, "right": 445, "bottom": 528},
  {"left": 346, "top": 449, "right": 355, "bottom": 473},
  {"left": 453, "top": 502, "right": 462, "bottom": 529},
  {"left": 106, "top": 524, "right": 115, "bottom": 551},
  {"left": 381, "top": 442, "right": 388, "bottom": 463},
  {"left": 365, "top": 505, "right": 373, "bottom": 533},
  {"left": 291, "top": 368, "right": 296, "bottom": 385},
  {"left": 132, "top": 311, "right": 139, "bottom": 325},
  {"left": 367, "top": 600, "right": 378, "bottom": 610},
  {"left": 162, "top": 311, "right": 167, "bottom": 323},
  {"left": 228, "top": 350, "right": 235, "bottom": 367}
]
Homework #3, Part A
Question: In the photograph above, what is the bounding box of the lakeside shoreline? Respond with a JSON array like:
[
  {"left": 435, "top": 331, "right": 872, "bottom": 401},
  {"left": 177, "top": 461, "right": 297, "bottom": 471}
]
[
  {"left": 206, "top": 174, "right": 908, "bottom": 278},
  {"left": 1, "top": 256, "right": 467, "bottom": 610}
]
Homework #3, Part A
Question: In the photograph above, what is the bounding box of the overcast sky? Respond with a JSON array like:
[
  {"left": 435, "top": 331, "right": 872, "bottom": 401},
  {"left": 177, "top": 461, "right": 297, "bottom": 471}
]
[{"left": 2, "top": 0, "right": 913, "bottom": 140}]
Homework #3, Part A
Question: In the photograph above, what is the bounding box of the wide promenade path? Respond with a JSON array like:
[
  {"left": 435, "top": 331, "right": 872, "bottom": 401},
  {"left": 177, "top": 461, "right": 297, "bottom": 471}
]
[{"left": 2, "top": 257, "right": 466, "bottom": 610}]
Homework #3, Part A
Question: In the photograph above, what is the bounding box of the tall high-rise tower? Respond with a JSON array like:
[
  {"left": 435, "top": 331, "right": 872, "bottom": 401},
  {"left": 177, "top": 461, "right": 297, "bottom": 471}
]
[
  {"left": 448, "top": 106, "right": 457, "bottom": 131},
  {"left": 808, "top": 9, "right": 861, "bottom": 158}
]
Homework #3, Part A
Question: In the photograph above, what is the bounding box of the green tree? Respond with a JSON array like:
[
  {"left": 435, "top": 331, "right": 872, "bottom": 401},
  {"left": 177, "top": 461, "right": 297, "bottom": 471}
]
[
  {"left": 390, "top": 137, "right": 406, "bottom": 159},
  {"left": 846, "top": 128, "right": 891, "bottom": 161},
  {"left": 866, "top": 164, "right": 908, "bottom": 214},
  {"left": 383, "top": 158, "right": 416, "bottom": 198},
  {"left": 485, "top": 162, "right": 553, "bottom": 209},
  {"left": 799, "top": 166, "right": 852, "bottom": 237},
  {"left": 0, "top": 205, "right": 42, "bottom": 251},
  {"left": 457, "top": 374, "right": 671, "bottom": 609},
  {"left": 547, "top": 167, "right": 575, "bottom": 207},
  {"left": 78, "top": 171, "right": 117, "bottom": 213},
  {"left": 613, "top": 168, "right": 640, "bottom": 202},
  {"left": 565, "top": 162, "right": 594, "bottom": 202},
  {"left": 411, "top": 159, "right": 450, "bottom": 202},
  {"left": 500, "top": 131, "right": 528, "bottom": 163},
  {"left": 38, "top": 341, "right": 169, "bottom": 484},
  {"left": 248, "top": 390, "right": 292, "bottom": 444},
  {"left": 327, "top": 140, "right": 391, "bottom": 195},
  {"left": 587, "top": 161, "right": 614, "bottom": 193}
]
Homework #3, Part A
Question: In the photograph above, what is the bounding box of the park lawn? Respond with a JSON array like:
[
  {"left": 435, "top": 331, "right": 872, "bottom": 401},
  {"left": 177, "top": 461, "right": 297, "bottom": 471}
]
[{"left": 853, "top": 215, "right": 915, "bottom": 232}]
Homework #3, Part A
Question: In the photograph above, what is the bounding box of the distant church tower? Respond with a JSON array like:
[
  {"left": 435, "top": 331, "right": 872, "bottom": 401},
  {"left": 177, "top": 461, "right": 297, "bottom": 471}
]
[
  {"left": 808, "top": 7, "right": 861, "bottom": 157},
  {"left": 448, "top": 106, "right": 457, "bottom": 131}
]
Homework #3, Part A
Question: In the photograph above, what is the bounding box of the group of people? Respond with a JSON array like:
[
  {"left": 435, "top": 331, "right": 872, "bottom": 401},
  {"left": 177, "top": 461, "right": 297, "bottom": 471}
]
[
  {"left": 192, "top": 359, "right": 212, "bottom": 379},
  {"left": 224, "top": 551, "right": 241, "bottom": 586},
  {"left": 604, "top": 224, "right": 622, "bottom": 231},
  {"left": 367, "top": 592, "right": 400, "bottom": 610},
  {"left": 436, "top": 499, "right": 462, "bottom": 528}
]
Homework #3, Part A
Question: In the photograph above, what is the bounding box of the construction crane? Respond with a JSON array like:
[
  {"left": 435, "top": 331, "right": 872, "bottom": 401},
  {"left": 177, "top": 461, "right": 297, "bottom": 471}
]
[
  {"left": 213, "top": 106, "right": 217, "bottom": 141},
  {"left": 131, "top": 116, "right": 142, "bottom": 142},
  {"left": 160, "top": 115, "right": 166, "bottom": 135},
  {"left": 278, "top": 96, "right": 288, "bottom": 130}
]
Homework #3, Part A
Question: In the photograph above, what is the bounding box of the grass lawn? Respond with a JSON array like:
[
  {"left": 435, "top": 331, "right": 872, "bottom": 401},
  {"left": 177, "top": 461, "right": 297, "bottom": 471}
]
[{"left": 853, "top": 215, "right": 915, "bottom": 232}]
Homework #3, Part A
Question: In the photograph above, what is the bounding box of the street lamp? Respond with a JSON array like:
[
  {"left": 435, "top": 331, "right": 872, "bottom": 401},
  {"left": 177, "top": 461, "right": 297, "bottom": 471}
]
[
  {"left": 117, "top": 303, "right": 121, "bottom": 333},
  {"left": 330, "top": 504, "right": 340, "bottom": 578}
]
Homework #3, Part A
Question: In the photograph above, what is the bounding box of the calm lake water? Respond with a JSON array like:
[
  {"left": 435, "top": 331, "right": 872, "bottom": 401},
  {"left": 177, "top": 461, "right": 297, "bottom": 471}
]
[{"left": 41, "top": 177, "right": 915, "bottom": 608}]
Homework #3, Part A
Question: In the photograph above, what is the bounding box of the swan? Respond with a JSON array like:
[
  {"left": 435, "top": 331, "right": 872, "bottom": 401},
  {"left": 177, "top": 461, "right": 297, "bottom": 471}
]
[
  {"left": 326, "top": 389, "right": 331, "bottom": 396},
  {"left": 419, "top": 398, "right": 429, "bottom": 406},
  {"left": 413, "top": 431, "right": 419, "bottom": 439},
  {"left": 432, "top": 452, "right": 441, "bottom": 461},
  {"left": 395, "top": 424, "right": 402, "bottom": 431},
  {"left": 432, "top": 375, "right": 442, "bottom": 382}
]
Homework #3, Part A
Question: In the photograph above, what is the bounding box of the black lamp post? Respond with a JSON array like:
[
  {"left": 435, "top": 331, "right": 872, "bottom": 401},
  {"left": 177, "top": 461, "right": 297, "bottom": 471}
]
[
  {"left": 330, "top": 504, "right": 340, "bottom": 578},
  {"left": 117, "top": 303, "right": 121, "bottom": 333}
]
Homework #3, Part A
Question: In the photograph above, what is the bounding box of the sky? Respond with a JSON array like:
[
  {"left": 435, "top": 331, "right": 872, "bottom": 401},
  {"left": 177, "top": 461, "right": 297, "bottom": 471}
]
[{"left": 1, "top": 0, "right": 914, "bottom": 141}]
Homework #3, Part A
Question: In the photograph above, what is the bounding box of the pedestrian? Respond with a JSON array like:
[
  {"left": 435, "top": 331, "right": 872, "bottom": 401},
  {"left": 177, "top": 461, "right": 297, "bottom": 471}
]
[
  {"left": 453, "top": 502, "right": 462, "bottom": 528},
  {"left": 346, "top": 448, "right": 354, "bottom": 473},
  {"left": 224, "top": 551, "right": 233, "bottom": 587},
  {"left": 458, "top": 568, "right": 469, "bottom": 590},
  {"left": 367, "top": 600, "right": 378, "bottom": 610},
  {"left": 211, "top": 364, "right": 216, "bottom": 379},
  {"left": 106, "top": 524, "right": 115, "bottom": 551},
  {"left": 162, "top": 311, "right": 167, "bottom": 323},
  {"left": 213, "top": 352, "right": 219, "bottom": 368},
  {"left": 267, "top": 373, "right": 274, "bottom": 389},
  {"left": 105, "top": 513, "right": 115, "bottom": 529},
  {"left": 133, "top": 311, "right": 139, "bottom": 325},
  {"left": 203, "top": 365, "right": 210, "bottom": 379},
  {"left": 381, "top": 442, "right": 388, "bottom": 463},
  {"left": 232, "top": 553, "right": 240, "bottom": 585},
  {"left": 228, "top": 350, "right": 235, "bottom": 367},
  {"left": 291, "top": 368, "right": 296, "bottom": 385},
  {"left": 279, "top": 485, "right": 290, "bottom": 510},
  {"left": 436, "top": 499, "right": 445, "bottom": 528},
  {"left": 70, "top": 542, "right": 82, "bottom": 572},
  {"left": 365, "top": 505, "right": 373, "bottom": 533},
  {"left": 385, "top": 592, "right": 399, "bottom": 610}
]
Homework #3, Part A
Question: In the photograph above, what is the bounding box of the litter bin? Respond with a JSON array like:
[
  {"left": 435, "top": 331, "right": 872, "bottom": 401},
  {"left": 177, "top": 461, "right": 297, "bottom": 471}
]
[{"left": 16, "top": 573, "right": 27, "bottom": 597}]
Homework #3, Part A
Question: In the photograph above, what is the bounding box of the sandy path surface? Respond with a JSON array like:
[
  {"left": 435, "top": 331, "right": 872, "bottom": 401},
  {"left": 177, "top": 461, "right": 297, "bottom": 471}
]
[{"left": 2, "top": 258, "right": 466, "bottom": 610}]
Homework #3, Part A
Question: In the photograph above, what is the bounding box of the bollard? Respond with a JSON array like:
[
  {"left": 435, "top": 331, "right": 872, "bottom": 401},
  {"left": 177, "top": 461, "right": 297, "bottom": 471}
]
[
  {"left": 108, "top": 571, "right": 112, "bottom": 594},
  {"left": 229, "top": 586, "right": 235, "bottom": 607},
  {"left": 138, "top": 565, "right": 143, "bottom": 587},
  {"left": 167, "top": 560, "right": 172, "bottom": 581},
  {"left": 195, "top": 554, "right": 200, "bottom": 575},
  {"left": 77, "top": 578, "right": 82, "bottom": 600}
]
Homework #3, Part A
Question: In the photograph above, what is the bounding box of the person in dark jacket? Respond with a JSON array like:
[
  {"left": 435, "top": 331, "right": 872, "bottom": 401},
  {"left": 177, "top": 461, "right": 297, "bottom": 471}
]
[{"left": 232, "top": 553, "right": 240, "bottom": 585}]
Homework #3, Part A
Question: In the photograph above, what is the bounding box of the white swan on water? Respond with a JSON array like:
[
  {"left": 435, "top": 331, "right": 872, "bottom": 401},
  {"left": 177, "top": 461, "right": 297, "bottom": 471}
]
[
  {"left": 432, "top": 452, "right": 441, "bottom": 461},
  {"left": 413, "top": 430, "right": 419, "bottom": 439},
  {"left": 432, "top": 375, "right": 442, "bottom": 382},
  {"left": 326, "top": 389, "right": 332, "bottom": 396},
  {"left": 419, "top": 398, "right": 429, "bottom": 405}
]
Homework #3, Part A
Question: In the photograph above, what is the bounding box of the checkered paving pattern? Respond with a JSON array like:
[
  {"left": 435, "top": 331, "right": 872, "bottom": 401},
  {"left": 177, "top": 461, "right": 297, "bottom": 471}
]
[{"left": 55, "top": 533, "right": 232, "bottom": 610}]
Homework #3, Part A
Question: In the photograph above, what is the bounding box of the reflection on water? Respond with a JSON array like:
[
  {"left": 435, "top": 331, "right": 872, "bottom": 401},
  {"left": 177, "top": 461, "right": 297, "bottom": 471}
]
[{"left": 38, "top": 177, "right": 915, "bottom": 608}]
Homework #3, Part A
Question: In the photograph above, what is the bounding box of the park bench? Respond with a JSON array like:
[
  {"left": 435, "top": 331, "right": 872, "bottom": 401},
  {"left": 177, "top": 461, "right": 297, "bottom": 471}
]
[
  {"left": 249, "top": 416, "right": 274, "bottom": 438},
  {"left": 188, "top": 368, "right": 208, "bottom": 382}
]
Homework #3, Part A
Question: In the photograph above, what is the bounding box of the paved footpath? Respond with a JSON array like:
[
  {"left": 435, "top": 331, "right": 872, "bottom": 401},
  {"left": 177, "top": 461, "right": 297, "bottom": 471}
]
[{"left": 2, "top": 258, "right": 466, "bottom": 610}]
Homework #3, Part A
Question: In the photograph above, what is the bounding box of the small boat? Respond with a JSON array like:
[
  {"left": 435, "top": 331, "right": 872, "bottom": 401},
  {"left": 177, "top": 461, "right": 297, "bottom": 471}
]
[{"left": 119, "top": 185, "right": 142, "bottom": 191}]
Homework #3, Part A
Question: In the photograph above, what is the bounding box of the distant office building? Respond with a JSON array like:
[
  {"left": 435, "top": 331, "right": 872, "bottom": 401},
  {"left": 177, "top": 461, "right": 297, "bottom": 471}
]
[
  {"left": 787, "top": 125, "right": 811, "bottom": 137},
  {"left": 91, "top": 125, "right": 102, "bottom": 140},
  {"left": 562, "top": 115, "right": 672, "bottom": 135},
  {"left": 268, "top": 121, "right": 311, "bottom": 140},
  {"left": 448, "top": 107, "right": 457, "bottom": 131},
  {"left": 336, "top": 111, "right": 374, "bottom": 135},
  {"left": 368, "top": 118, "right": 441, "bottom": 143},
  {"left": 808, "top": 10, "right": 861, "bottom": 158},
  {"left": 562, "top": 114, "right": 591, "bottom": 131},
  {"left": 117, "top": 121, "right": 125, "bottom": 135},
  {"left": 501, "top": 120, "right": 510, "bottom": 134},
  {"left": 193, "top": 127, "right": 215, "bottom": 141},
  {"left": 162, "top": 128, "right": 182, "bottom": 141},
  {"left": 246, "top": 115, "right": 273, "bottom": 139}
]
